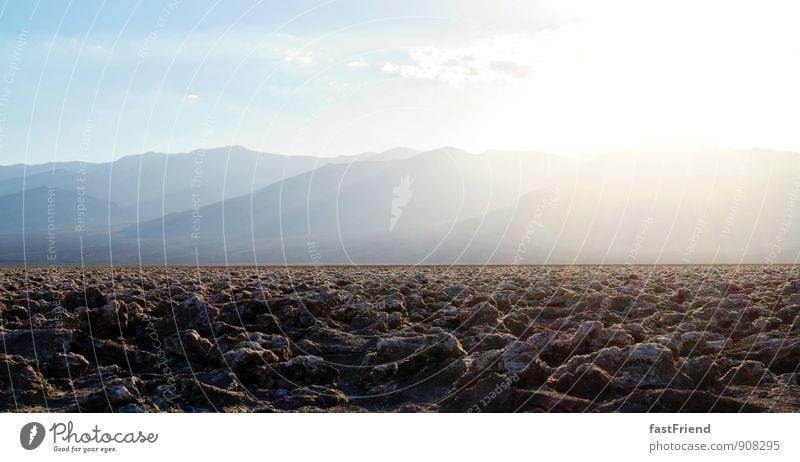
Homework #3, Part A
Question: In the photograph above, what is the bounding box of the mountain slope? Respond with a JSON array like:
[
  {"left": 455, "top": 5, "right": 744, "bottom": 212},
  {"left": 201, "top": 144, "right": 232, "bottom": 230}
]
[
  {"left": 0, "top": 186, "right": 134, "bottom": 235},
  {"left": 3, "top": 146, "right": 800, "bottom": 265},
  {"left": 123, "top": 147, "right": 800, "bottom": 265}
]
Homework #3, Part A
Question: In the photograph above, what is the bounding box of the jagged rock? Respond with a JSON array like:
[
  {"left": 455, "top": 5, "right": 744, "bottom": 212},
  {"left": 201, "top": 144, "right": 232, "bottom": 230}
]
[
  {"left": 291, "top": 338, "right": 322, "bottom": 357},
  {"left": 375, "top": 333, "right": 466, "bottom": 363},
  {"left": 77, "top": 301, "right": 127, "bottom": 339},
  {"left": 524, "top": 331, "right": 573, "bottom": 366},
  {"left": 444, "top": 285, "right": 470, "bottom": 301},
  {"left": 78, "top": 385, "right": 139, "bottom": 412},
  {"left": 779, "top": 373, "right": 799, "bottom": 385},
  {"left": 0, "top": 354, "right": 52, "bottom": 401},
  {"left": 243, "top": 332, "right": 291, "bottom": 361},
  {"left": 501, "top": 341, "right": 551, "bottom": 386},
  {"left": 277, "top": 306, "right": 317, "bottom": 329},
  {"left": 457, "top": 350, "right": 504, "bottom": 387},
  {"left": 752, "top": 317, "right": 782, "bottom": 331},
  {"left": 473, "top": 332, "right": 516, "bottom": 351},
  {"left": 0, "top": 328, "right": 73, "bottom": 361},
  {"left": 721, "top": 360, "right": 777, "bottom": 386},
  {"left": 544, "top": 287, "right": 579, "bottom": 307},
  {"left": 62, "top": 287, "right": 107, "bottom": 310},
  {"left": 223, "top": 342, "right": 280, "bottom": 372},
  {"left": 359, "top": 332, "right": 466, "bottom": 390},
  {"left": 523, "top": 287, "right": 549, "bottom": 302},
  {"left": 490, "top": 292, "right": 518, "bottom": 312},
  {"left": 739, "top": 305, "right": 770, "bottom": 322},
  {"left": 689, "top": 305, "right": 733, "bottom": 324},
  {"left": 71, "top": 333, "right": 159, "bottom": 372},
  {"left": 679, "top": 331, "right": 730, "bottom": 357},
  {"left": 598, "top": 389, "right": 766, "bottom": 412},
  {"left": 444, "top": 375, "right": 592, "bottom": 412},
  {"left": 502, "top": 311, "right": 533, "bottom": 337},
  {"left": 375, "top": 336, "right": 427, "bottom": 362},
  {"left": 273, "top": 386, "right": 349, "bottom": 410},
  {"left": 250, "top": 313, "right": 281, "bottom": 333},
  {"left": 457, "top": 302, "right": 501, "bottom": 328},
  {"left": 442, "top": 373, "right": 517, "bottom": 412},
  {"left": 513, "top": 389, "right": 593, "bottom": 412},
  {"left": 572, "top": 293, "right": 606, "bottom": 313},
  {"left": 378, "top": 294, "right": 407, "bottom": 314},
  {"left": 548, "top": 362, "right": 613, "bottom": 399},
  {"left": 679, "top": 355, "right": 720, "bottom": 388},
  {"left": 170, "top": 376, "right": 258, "bottom": 410},
  {"left": 729, "top": 334, "right": 800, "bottom": 373},
  {"left": 157, "top": 295, "right": 220, "bottom": 337},
  {"left": 164, "top": 329, "right": 214, "bottom": 362},
  {"left": 276, "top": 356, "right": 339, "bottom": 386},
  {"left": 571, "top": 320, "right": 633, "bottom": 352},
  {"left": 603, "top": 294, "right": 634, "bottom": 312},
  {"left": 776, "top": 304, "right": 800, "bottom": 323},
  {"left": 350, "top": 309, "right": 389, "bottom": 332},
  {"left": 1, "top": 304, "right": 28, "bottom": 321},
  {"left": 43, "top": 352, "right": 91, "bottom": 379},
  {"left": 548, "top": 343, "right": 692, "bottom": 398}
]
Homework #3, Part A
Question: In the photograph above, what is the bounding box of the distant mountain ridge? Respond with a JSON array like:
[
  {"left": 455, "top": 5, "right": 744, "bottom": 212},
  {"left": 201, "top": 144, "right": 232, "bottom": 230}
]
[{"left": 0, "top": 145, "right": 798, "bottom": 265}]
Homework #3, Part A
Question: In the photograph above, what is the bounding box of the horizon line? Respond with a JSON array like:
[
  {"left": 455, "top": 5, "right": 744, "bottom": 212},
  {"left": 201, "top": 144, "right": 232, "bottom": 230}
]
[{"left": 2, "top": 142, "right": 797, "bottom": 168}]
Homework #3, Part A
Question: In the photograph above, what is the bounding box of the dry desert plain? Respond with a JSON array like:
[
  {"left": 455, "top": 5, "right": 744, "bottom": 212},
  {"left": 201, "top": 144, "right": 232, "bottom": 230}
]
[{"left": 2, "top": 265, "right": 800, "bottom": 412}]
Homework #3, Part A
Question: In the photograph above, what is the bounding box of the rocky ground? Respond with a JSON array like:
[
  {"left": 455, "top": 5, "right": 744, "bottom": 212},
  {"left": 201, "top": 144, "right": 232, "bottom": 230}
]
[{"left": 2, "top": 265, "right": 800, "bottom": 412}]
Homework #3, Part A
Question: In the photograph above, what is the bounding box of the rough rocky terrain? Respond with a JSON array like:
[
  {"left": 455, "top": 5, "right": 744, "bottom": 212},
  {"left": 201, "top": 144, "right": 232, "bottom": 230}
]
[{"left": 2, "top": 265, "right": 800, "bottom": 412}]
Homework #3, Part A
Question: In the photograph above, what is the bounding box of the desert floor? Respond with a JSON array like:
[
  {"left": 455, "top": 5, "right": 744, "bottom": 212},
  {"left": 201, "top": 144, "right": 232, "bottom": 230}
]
[{"left": 2, "top": 265, "right": 799, "bottom": 412}]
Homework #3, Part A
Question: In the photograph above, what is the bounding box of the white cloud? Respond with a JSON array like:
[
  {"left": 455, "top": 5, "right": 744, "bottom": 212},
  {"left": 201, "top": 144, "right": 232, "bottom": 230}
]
[
  {"left": 186, "top": 94, "right": 199, "bottom": 101},
  {"left": 347, "top": 58, "right": 369, "bottom": 69},
  {"left": 382, "top": 62, "right": 399, "bottom": 73},
  {"left": 382, "top": 33, "right": 567, "bottom": 84},
  {"left": 284, "top": 49, "right": 313, "bottom": 64}
]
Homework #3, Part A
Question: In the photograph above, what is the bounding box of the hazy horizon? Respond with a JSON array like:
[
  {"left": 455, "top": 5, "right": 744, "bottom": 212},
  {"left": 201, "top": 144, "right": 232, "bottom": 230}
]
[
  {"left": 0, "top": 145, "right": 797, "bottom": 266},
  {"left": 3, "top": 142, "right": 799, "bottom": 168}
]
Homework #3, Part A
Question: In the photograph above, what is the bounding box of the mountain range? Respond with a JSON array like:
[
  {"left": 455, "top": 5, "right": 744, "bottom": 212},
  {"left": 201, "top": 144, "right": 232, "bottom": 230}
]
[{"left": 1, "top": 145, "right": 798, "bottom": 265}]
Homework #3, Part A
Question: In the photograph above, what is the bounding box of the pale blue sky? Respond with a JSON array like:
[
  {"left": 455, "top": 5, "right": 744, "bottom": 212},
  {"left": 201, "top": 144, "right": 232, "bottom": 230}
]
[{"left": 1, "top": 0, "right": 799, "bottom": 165}]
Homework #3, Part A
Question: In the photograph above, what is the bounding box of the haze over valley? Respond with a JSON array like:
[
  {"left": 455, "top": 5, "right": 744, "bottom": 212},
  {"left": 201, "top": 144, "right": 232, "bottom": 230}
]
[{"left": 2, "top": 145, "right": 797, "bottom": 266}]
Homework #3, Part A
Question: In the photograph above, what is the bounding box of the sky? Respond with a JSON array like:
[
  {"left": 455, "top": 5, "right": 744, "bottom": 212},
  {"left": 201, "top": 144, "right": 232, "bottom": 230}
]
[{"left": 1, "top": 0, "right": 800, "bottom": 165}]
